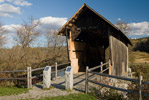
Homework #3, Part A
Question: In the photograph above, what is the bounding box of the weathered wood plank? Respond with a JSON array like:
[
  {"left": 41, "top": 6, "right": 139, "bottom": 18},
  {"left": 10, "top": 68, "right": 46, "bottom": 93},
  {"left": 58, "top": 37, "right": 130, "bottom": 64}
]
[
  {"left": 88, "top": 80, "right": 138, "bottom": 94},
  {"left": 0, "top": 78, "right": 26, "bottom": 80},
  {"left": 32, "top": 67, "right": 45, "bottom": 72},
  {"left": 85, "top": 66, "right": 89, "bottom": 94},
  {"left": 55, "top": 62, "right": 57, "bottom": 80},
  {"left": 89, "top": 71, "right": 138, "bottom": 83},
  {"left": 27, "top": 67, "right": 32, "bottom": 88},
  {"left": 32, "top": 74, "right": 43, "bottom": 79},
  {"left": 101, "top": 67, "right": 109, "bottom": 73},
  {"left": 110, "top": 36, "right": 128, "bottom": 76},
  {"left": 0, "top": 70, "right": 26, "bottom": 73},
  {"left": 57, "top": 62, "right": 71, "bottom": 67},
  {"left": 138, "top": 75, "right": 143, "bottom": 100}
]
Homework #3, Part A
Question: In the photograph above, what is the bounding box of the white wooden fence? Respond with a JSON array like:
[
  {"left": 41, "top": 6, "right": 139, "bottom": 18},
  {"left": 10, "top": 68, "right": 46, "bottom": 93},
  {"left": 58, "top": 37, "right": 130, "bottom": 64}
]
[
  {"left": 0, "top": 62, "right": 70, "bottom": 88},
  {"left": 85, "top": 62, "right": 149, "bottom": 100}
]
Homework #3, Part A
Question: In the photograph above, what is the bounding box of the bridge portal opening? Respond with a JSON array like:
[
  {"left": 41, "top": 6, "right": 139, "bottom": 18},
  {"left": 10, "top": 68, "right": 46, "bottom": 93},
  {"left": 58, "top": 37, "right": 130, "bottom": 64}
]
[{"left": 68, "top": 30, "right": 110, "bottom": 73}]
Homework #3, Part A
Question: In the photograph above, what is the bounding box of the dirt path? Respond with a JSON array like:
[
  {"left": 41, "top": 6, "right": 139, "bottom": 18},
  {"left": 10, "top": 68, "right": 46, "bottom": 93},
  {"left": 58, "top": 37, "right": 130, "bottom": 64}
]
[{"left": 0, "top": 73, "right": 87, "bottom": 100}]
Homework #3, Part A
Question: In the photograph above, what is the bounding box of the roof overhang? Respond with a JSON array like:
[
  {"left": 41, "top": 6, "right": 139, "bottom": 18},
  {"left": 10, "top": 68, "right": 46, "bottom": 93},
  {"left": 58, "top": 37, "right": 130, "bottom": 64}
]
[{"left": 57, "top": 3, "right": 132, "bottom": 45}]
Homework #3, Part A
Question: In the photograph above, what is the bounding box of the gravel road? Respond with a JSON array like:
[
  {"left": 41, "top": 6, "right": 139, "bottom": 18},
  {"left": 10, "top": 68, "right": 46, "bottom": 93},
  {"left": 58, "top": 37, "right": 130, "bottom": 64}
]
[{"left": 0, "top": 72, "right": 86, "bottom": 100}]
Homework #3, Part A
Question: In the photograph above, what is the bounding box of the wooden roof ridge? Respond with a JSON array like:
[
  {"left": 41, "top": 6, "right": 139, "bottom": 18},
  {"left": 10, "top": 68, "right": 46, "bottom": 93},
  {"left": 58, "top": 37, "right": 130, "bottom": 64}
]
[
  {"left": 57, "top": 3, "right": 86, "bottom": 35},
  {"left": 57, "top": 3, "right": 132, "bottom": 45}
]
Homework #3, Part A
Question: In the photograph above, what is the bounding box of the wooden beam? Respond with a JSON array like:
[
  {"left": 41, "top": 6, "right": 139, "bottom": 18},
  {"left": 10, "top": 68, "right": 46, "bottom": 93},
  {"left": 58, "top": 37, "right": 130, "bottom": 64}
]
[
  {"left": 71, "top": 25, "right": 81, "bottom": 41},
  {"left": 108, "top": 27, "right": 114, "bottom": 75},
  {"left": 68, "top": 23, "right": 73, "bottom": 27},
  {"left": 126, "top": 46, "right": 128, "bottom": 72},
  {"left": 66, "top": 29, "right": 70, "bottom": 62}
]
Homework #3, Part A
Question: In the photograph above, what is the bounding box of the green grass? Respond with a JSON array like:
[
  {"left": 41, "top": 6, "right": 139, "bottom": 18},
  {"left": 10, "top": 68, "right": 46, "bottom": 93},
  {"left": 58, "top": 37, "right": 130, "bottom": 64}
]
[
  {"left": 27, "top": 93, "right": 96, "bottom": 100},
  {"left": 0, "top": 87, "right": 29, "bottom": 96}
]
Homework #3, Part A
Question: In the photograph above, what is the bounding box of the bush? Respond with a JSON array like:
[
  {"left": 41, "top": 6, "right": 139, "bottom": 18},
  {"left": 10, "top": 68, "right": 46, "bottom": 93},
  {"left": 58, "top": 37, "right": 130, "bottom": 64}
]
[
  {"left": 128, "top": 63, "right": 149, "bottom": 100},
  {"left": 90, "top": 88, "right": 126, "bottom": 100},
  {"left": 133, "top": 38, "right": 149, "bottom": 53},
  {"left": 129, "top": 63, "right": 149, "bottom": 81}
]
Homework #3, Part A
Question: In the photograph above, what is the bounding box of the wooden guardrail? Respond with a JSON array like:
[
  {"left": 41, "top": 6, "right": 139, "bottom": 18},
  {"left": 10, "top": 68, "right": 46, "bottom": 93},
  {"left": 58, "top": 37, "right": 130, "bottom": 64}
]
[
  {"left": 87, "top": 60, "right": 111, "bottom": 80},
  {"left": 0, "top": 70, "right": 27, "bottom": 80},
  {"left": 85, "top": 63, "right": 149, "bottom": 100},
  {"left": 0, "top": 62, "right": 70, "bottom": 88},
  {"left": 88, "top": 60, "right": 111, "bottom": 74}
]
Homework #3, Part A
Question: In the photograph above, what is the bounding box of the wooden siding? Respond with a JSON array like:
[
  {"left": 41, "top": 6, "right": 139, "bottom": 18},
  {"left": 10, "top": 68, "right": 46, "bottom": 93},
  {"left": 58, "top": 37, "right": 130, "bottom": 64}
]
[{"left": 110, "top": 36, "right": 128, "bottom": 76}]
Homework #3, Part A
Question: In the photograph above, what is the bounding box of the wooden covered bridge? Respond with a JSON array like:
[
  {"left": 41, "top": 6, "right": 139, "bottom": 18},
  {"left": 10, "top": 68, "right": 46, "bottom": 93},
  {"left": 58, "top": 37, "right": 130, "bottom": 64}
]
[{"left": 57, "top": 4, "right": 132, "bottom": 76}]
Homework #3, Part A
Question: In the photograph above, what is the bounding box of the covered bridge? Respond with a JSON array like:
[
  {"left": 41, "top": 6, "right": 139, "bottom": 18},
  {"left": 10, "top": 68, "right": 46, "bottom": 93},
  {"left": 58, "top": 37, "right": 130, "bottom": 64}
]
[{"left": 57, "top": 4, "right": 132, "bottom": 76}]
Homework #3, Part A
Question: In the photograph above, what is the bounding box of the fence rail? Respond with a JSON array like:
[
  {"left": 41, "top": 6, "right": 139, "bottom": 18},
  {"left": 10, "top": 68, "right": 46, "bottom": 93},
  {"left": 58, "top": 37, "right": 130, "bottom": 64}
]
[
  {"left": 85, "top": 62, "right": 149, "bottom": 100},
  {"left": 0, "top": 70, "right": 26, "bottom": 73},
  {"left": 88, "top": 62, "right": 109, "bottom": 71},
  {"left": 31, "top": 67, "right": 45, "bottom": 72},
  {"left": 0, "top": 77, "right": 27, "bottom": 80},
  {"left": 89, "top": 71, "right": 138, "bottom": 83},
  {"left": 0, "top": 62, "right": 70, "bottom": 88}
]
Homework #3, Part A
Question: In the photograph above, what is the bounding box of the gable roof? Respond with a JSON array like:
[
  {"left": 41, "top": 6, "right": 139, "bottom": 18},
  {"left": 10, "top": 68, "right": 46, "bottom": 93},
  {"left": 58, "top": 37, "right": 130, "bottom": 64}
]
[{"left": 57, "top": 3, "right": 132, "bottom": 45}]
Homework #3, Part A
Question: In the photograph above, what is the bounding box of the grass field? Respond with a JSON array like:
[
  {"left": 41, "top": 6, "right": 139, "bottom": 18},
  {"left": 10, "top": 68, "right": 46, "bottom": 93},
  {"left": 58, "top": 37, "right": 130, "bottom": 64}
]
[
  {"left": 129, "top": 38, "right": 149, "bottom": 81},
  {"left": 0, "top": 87, "right": 28, "bottom": 96},
  {"left": 129, "top": 38, "right": 149, "bottom": 63},
  {"left": 26, "top": 93, "right": 96, "bottom": 100},
  {"left": 129, "top": 51, "right": 149, "bottom": 63}
]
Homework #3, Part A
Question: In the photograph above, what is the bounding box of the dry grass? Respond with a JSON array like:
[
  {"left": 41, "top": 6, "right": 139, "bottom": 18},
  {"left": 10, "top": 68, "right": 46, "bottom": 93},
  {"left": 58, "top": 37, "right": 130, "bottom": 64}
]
[
  {"left": 129, "top": 37, "right": 149, "bottom": 64},
  {"left": 129, "top": 51, "right": 149, "bottom": 63}
]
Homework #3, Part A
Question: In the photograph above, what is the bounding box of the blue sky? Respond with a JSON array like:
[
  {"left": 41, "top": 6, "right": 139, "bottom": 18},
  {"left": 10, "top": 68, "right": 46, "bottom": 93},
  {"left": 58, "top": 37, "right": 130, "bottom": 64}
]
[
  {"left": 0, "top": 0, "right": 149, "bottom": 47},
  {"left": 1, "top": 0, "right": 149, "bottom": 25}
]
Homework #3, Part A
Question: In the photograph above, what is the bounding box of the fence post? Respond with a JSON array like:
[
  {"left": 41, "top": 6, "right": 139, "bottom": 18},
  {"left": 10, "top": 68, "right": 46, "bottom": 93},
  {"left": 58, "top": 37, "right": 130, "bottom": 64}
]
[
  {"left": 85, "top": 66, "right": 89, "bottom": 94},
  {"left": 100, "top": 62, "right": 103, "bottom": 73},
  {"left": 100, "top": 62, "right": 103, "bottom": 81},
  {"left": 109, "top": 59, "right": 112, "bottom": 75},
  {"left": 55, "top": 62, "right": 57, "bottom": 80},
  {"left": 138, "top": 74, "right": 143, "bottom": 100},
  {"left": 27, "top": 67, "right": 32, "bottom": 88}
]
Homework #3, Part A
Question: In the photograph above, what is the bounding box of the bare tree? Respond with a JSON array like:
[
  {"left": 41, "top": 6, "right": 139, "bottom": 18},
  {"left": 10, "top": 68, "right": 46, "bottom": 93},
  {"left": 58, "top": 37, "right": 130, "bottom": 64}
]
[
  {"left": 9, "top": 17, "right": 41, "bottom": 67},
  {"left": 14, "top": 17, "right": 40, "bottom": 48},
  {"left": 0, "top": 23, "right": 6, "bottom": 48},
  {"left": 116, "top": 21, "right": 131, "bottom": 35},
  {"left": 45, "top": 29, "right": 67, "bottom": 62},
  {"left": 45, "top": 29, "right": 65, "bottom": 49}
]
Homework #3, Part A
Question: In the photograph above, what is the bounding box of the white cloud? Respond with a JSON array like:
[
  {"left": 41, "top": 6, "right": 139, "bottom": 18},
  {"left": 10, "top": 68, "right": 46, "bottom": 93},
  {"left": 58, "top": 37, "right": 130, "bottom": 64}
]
[
  {"left": 3, "top": 16, "right": 67, "bottom": 33},
  {"left": 13, "top": 0, "right": 32, "bottom": 6},
  {"left": 0, "top": 0, "right": 4, "bottom": 2},
  {"left": 2, "top": 24, "right": 21, "bottom": 46},
  {"left": 39, "top": 16, "right": 67, "bottom": 27},
  {"left": 3, "top": 24, "right": 21, "bottom": 32},
  {"left": 0, "top": 0, "right": 32, "bottom": 6},
  {"left": 2, "top": 16, "right": 67, "bottom": 48},
  {"left": 37, "top": 16, "right": 67, "bottom": 32},
  {"left": 0, "top": 0, "right": 31, "bottom": 17},
  {"left": 0, "top": 3, "right": 21, "bottom": 17},
  {"left": 0, "top": 12, "right": 13, "bottom": 17},
  {"left": 128, "top": 21, "right": 149, "bottom": 36},
  {"left": 117, "top": 18, "right": 121, "bottom": 21}
]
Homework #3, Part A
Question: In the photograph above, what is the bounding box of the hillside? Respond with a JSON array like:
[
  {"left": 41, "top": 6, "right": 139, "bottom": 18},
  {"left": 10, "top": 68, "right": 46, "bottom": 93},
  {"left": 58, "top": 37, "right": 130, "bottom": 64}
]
[{"left": 129, "top": 37, "right": 149, "bottom": 64}]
